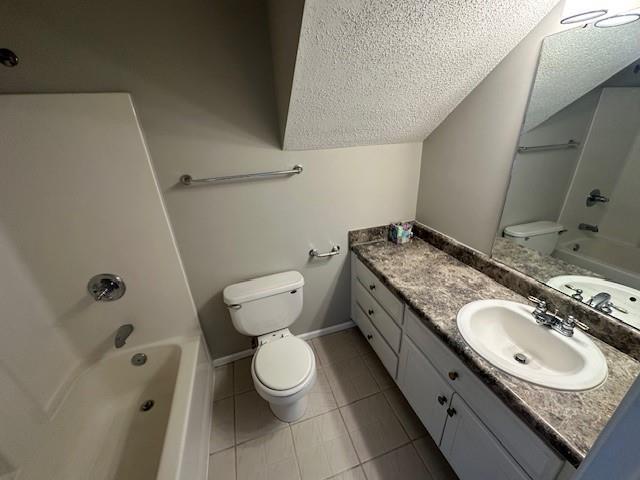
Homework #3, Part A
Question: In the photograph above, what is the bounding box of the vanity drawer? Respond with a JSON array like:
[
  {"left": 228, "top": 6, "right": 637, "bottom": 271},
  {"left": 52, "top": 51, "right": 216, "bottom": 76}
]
[
  {"left": 404, "top": 309, "right": 563, "bottom": 480},
  {"left": 353, "top": 257, "right": 404, "bottom": 324},
  {"left": 354, "top": 304, "right": 398, "bottom": 379},
  {"left": 354, "top": 281, "right": 402, "bottom": 352}
]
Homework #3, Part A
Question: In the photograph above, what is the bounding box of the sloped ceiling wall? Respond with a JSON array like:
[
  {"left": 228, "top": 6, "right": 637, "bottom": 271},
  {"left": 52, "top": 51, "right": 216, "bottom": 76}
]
[
  {"left": 524, "top": 20, "right": 640, "bottom": 132},
  {"left": 275, "top": 0, "right": 559, "bottom": 150}
]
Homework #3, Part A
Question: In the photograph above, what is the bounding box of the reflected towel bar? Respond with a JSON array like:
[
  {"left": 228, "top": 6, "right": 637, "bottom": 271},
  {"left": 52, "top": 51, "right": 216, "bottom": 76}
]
[
  {"left": 180, "top": 164, "right": 303, "bottom": 186},
  {"left": 517, "top": 140, "right": 580, "bottom": 154}
]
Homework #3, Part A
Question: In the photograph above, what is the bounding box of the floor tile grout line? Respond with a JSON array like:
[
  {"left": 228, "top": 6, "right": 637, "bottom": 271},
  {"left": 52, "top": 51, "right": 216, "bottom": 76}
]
[{"left": 286, "top": 424, "right": 304, "bottom": 480}]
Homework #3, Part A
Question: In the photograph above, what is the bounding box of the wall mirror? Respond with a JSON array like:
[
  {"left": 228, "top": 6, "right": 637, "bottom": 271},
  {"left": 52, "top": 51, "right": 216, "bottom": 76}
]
[{"left": 493, "top": 18, "right": 640, "bottom": 331}]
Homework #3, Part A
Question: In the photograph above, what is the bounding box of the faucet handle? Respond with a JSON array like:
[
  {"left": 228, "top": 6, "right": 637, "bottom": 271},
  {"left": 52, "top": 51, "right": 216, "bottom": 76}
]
[
  {"left": 528, "top": 296, "right": 547, "bottom": 310},
  {"left": 563, "top": 315, "right": 589, "bottom": 332}
]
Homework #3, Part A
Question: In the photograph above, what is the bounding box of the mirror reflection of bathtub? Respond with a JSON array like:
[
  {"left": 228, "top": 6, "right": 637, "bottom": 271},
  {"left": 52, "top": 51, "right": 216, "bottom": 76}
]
[{"left": 554, "top": 237, "right": 640, "bottom": 291}]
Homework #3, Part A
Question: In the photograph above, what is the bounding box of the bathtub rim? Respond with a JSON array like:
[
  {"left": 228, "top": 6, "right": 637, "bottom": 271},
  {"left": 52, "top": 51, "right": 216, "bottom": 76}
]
[{"left": 555, "top": 239, "right": 640, "bottom": 290}]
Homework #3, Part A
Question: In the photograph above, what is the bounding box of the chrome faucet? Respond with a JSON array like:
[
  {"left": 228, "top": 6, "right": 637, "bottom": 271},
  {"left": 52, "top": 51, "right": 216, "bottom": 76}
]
[
  {"left": 586, "top": 292, "right": 629, "bottom": 315},
  {"left": 115, "top": 324, "right": 134, "bottom": 348},
  {"left": 578, "top": 223, "right": 599, "bottom": 233},
  {"left": 528, "top": 297, "right": 588, "bottom": 337},
  {"left": 588, "top": 292, "right": 611, "bottom": 310}
]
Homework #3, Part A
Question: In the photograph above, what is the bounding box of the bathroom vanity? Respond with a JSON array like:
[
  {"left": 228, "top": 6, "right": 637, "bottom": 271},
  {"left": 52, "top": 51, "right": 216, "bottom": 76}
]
[{"left": 349, "top": 230, "right": 640, "bottom": 480}]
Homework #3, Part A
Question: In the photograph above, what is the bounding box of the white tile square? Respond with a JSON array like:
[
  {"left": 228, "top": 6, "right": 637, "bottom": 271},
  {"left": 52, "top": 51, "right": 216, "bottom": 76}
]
[
  {"left": 383, "top": 388, "right": 427, "bottom": 440},
  {"left": 363, "top": 353, "right": 395, "bottom": 389},
  {"left": 311, "top": 329, "right": 365, "bottom": 365},
  {"left": 292, "top": 411, "right": 358, "bottom": 480},
  {"left": 340, "top": 393, "right": 409, "bottom": 462},
  {"left": 324, "top": 356, "right": 379, "bottom": 406},
  {"left": 236, "top": 428, "right": 300, "bottom": 480},
  {"left": 327, "top": 466, "right": 366, "bottom": 480},
  {"left": 413, "top": 437, "right": 458, "bottom": 480},
  {"left": 211, "top": 396, "right": 235, "bottom": 453},
  {"left": 234, "top": 356, "right": 255, "bottom": 394},
  {"left": 213, "top": 364, "right": 234, "bottom": 400},
  {"left": 235, "top": 390, "right": 288, "bottom": 443},
  {"left": 362, "top": 444, "right": 433, "bottom": 480},
  {"left": 293, "top": 366, "right": 337, "bottom": 423},
  {"left": 208, "top": 447, "right": 236, "bottom": 480}
]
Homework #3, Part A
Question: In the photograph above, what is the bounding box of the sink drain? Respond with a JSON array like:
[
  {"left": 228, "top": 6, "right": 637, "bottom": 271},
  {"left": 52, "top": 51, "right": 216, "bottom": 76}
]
[
  {"left": 514, "top": 353, "right": 528, "bottom": 364},
  {"left": 140, "top": 400, "right": 155, "bottom": 412}
]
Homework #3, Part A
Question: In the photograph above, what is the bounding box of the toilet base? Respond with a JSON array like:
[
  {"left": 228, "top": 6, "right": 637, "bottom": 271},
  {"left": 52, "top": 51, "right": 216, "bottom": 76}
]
[{"left": 269, "top": 395, "right": 308, "bottom": 422}]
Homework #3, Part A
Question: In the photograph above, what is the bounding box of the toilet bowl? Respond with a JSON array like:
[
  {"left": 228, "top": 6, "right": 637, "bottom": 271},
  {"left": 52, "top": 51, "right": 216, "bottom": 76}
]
[
  {"left": 251, "top": 332, "right": 316, "bottom": 421},
  {"left": 223, "top": 271, "right": 316, "bottom": 422}
]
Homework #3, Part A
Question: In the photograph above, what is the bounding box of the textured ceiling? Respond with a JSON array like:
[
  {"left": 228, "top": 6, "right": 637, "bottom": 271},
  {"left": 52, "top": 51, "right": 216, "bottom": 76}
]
[
  {"left": 524, "top": 20, "right": 640, "bottom": 132},
  {"left": 281, "top": 0, "right": 559, "bottom": 150}
]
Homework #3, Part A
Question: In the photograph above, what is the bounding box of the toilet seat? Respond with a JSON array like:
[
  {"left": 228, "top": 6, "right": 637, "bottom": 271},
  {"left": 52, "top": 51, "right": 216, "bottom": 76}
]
[{"left": 253, "top": 336, "right": 314, "bottom": 391}]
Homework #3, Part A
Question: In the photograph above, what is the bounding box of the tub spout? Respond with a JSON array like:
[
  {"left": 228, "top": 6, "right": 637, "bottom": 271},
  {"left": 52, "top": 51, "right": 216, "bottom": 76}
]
[
  {"left": 578, "top": 223, "right": 599, "bottom": 233},
  {"left": 115, "top": 324, "right": 134, "bottom": 348}
]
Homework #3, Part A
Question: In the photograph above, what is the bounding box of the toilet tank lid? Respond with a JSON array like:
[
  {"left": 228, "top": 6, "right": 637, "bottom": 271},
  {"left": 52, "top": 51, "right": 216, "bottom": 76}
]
[
  {"left": 504, "top": 221, "right": 565, "bottom": 238},
  {"left": 223, "top": 271, "right": 304, "bottom": 305}
]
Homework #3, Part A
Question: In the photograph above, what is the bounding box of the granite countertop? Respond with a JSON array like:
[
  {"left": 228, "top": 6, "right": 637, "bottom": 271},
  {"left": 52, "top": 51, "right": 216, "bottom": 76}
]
[
  {"left": 352, "top": 237, "right": 640, "bottom": 467},
  {"left": 491, "top": 237, "right": 600, "bottom": 283}
]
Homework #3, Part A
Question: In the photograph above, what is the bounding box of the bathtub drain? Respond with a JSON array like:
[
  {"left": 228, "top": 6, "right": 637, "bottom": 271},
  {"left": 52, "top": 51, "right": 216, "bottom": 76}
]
[
  {"left": 140, "top": 400, "right": 155, "bottom": 412},
  {"left": 131, "top": 353, "right": 147, "bottom": 366}
]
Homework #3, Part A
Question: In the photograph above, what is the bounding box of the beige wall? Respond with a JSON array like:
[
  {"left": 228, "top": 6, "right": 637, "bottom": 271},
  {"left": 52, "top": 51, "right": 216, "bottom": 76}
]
[
  {"left": 0, "top": 0, "right": 422, "bottom": 358},
  {"left": 415, "top": 4, "right": 565, "bottom": 254}
]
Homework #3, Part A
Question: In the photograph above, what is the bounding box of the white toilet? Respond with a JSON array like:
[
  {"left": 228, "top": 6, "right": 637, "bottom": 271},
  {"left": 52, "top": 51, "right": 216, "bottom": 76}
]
[
  {"left": 223, "top": 271, "right": 316, "bottom": 422},
  {"left": 503, "top": 220, "right": 565, "bottom": 255}
]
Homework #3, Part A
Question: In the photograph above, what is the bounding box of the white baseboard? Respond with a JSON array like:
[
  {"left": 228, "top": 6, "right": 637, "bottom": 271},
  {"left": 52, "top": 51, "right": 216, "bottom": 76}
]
[
  {"left": 212, "top": 320, "right": 355, "bottom": 367},
  {"left": 299, "top": 320, "right": 355, "bottom": 342}
]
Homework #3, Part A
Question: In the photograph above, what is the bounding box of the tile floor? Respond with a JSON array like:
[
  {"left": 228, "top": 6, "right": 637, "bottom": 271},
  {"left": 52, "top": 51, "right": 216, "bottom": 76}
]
[{"left": 209, "top": 328, "right": 458, "bottom": 480}]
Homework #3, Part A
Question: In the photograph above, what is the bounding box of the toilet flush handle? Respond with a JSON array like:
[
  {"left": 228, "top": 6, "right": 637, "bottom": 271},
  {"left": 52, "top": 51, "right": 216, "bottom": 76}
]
[{"left": 227, "top": 304, "right": 241, "bottom": 310}]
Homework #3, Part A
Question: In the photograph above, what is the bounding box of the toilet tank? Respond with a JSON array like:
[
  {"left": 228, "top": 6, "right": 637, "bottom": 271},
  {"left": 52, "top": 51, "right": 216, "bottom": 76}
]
[
  {"left": 503, "top": 221, "right": 565, "bottom": 255},
  {"left": 223, "top": 271, "right": 304, "bottom": 336}
]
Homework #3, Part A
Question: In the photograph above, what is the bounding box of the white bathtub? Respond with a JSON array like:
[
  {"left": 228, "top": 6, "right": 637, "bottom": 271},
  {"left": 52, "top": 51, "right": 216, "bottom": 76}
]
[
  {"left": 554, "top": 236, "right": 640, "bottom": 290},
  {"left": 15, "top": 336, "right": 212, "bottom": 480}
]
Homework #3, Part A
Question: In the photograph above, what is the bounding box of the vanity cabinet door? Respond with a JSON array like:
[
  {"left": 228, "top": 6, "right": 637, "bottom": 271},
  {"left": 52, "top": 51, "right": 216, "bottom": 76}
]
[
  {"left": 441, "top": 394, "right": 530, "bottom": 480},
  {"left": 397, "top": 335, "right": 453, "bottom": 444}
]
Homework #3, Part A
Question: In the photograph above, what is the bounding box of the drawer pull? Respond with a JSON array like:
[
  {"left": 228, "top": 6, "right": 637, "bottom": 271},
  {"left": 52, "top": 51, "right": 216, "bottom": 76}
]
[
  {"left": 368, "top": 309, "right": 374, "bottom": 315},
  {"left": 369, "top": 284, "right": 376, "bottom": 291},
  {"left": 447, "top": 407, "right": 457, "bottom": 417},
  {"left": 448, "top": 371, "right": 459, "bottom": 381},
  {"left": 366, "top": 334, "right": 373, "bottom": 340},
  {"left": 437, "top": 395, "right": 447, "bottom": 406}
]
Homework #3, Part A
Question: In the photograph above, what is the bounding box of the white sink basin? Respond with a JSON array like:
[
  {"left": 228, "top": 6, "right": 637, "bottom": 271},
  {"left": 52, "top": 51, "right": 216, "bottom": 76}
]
[
  {"left": 547, "top": 275, "right": 640, "bottom": 330},
  {"left": 457, "top": 300, "right": 608, "bottom": 391}
]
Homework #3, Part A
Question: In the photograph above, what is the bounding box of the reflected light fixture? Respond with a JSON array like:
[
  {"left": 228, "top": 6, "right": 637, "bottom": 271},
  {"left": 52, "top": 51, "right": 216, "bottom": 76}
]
[
  {"left": 561, "top": 9, "right": 608, "bottom": 24},
  {"left": 594, "top": 12, "right": 640, "bottom": 26}
]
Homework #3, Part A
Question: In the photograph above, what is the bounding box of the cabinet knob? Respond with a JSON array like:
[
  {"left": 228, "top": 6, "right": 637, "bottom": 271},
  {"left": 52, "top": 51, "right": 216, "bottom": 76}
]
[
  {"left": 437, "top": 395, "right": 447, "bottom": 406},
  {"left": 447, "top": 407, "right": 456, "bottom": 417},
  {"left": 368, "top": 309, "right": 374, "bottom": 315},
  {"left": 448, "top": 371, "right": 459, "bottom": 381},
  {"left": 369, "top": 284, "right": 376, "bottom": 290},
  {"left": 367, "top": 334, "right": 373, "bottom": 340}
]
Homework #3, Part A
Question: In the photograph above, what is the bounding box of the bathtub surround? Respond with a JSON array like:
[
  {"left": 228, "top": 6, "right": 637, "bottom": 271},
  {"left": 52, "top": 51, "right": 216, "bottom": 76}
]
[
  {"left": 350, "top": 235, "right": 640, "bottom": 466},
  {"left": 350, "top": 222, "right": 640, "bottom": 362},
  {"left": 0, "top": 0, "right": 423, "bottom": 361},
  {"left": 0, "top": 94, "right": 205, "bottom": 476}
]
